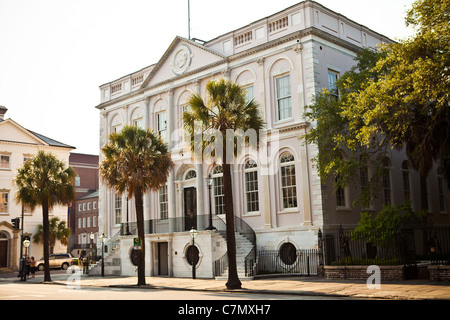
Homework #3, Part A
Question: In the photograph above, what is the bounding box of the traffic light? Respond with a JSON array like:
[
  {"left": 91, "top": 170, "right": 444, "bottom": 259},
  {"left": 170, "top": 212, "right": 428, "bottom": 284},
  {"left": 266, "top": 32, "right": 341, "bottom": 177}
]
[{"left": 11, "top": 217, "right": 20, "bottom": 230}]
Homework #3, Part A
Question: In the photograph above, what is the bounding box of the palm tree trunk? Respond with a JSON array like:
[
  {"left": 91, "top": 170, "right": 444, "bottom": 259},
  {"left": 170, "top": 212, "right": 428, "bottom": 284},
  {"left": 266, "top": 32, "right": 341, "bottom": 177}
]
[
  {"left": 135, "top": 188, "right": 146, "bottom": 286},
  {"left": 222, "top": 161, "right": 242, "bottom": 290},
  {"left": 42, "top": 199, "right": 51, "bottom": 282}
]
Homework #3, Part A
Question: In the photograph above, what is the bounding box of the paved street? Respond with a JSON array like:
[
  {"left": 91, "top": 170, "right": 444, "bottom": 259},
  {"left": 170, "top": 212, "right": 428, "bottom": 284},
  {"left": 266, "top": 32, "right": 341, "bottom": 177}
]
[
  {"left": 0, "top": 281, "right": 347, "bottom": 300},
  {"left": 1, "top": 267, "right": 449, "bottom": 302}
]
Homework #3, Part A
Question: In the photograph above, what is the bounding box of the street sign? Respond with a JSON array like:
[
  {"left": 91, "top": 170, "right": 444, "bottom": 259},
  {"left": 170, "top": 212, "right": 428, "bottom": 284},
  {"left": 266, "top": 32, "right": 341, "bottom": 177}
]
[{"left": 133, "top": 238, "right": 142, "bottom": 250}]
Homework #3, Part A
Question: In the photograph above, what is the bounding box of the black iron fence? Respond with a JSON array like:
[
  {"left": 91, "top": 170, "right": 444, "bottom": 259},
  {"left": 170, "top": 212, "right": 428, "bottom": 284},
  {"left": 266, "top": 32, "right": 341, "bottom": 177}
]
[
  {"left": 319, "top": 225, "right": 450, "bottom": 266},
  {"left": 255, "top": 249, "right": 319, "bottom": 276}
]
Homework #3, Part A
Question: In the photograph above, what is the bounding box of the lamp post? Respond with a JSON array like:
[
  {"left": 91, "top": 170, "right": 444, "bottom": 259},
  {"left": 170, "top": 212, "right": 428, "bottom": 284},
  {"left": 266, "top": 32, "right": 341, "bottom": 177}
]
[
  {"left": 101, "top": 233, "right": 106, "bottom": 277},
  {"left": 189, "top": 227, "right": 198, "bottom": 279},
  {"left": 205, "top": 174, "right": 215, "bottom": 230},
  {"left": 89, "top": 232, "right": 95, "bottom": 272},
  {"left": 22, "top": 239, "right": 30, "bottom": 281}
]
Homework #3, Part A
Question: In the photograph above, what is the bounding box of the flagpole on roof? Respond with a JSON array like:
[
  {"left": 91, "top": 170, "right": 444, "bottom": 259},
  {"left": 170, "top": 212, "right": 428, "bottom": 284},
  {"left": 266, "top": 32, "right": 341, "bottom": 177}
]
[{"left": 188, "top": 0, "right": 191, "bottom": 40}]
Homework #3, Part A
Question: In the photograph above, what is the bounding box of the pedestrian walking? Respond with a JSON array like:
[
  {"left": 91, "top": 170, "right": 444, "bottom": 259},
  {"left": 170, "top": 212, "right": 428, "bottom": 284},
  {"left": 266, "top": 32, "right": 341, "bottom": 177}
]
[
  {"left": 30, "top": 257, "right": 36, "bottom": 278},
  {"left": 25, "top": 256, "right": 31, "bottom": 279}
]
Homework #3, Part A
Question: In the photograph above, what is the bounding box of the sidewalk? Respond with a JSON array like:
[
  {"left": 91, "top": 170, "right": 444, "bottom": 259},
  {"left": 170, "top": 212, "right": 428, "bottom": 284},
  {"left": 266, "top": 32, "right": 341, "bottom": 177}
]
[{"left": 42, "top": 271, "right": 450, "bottom": 300}]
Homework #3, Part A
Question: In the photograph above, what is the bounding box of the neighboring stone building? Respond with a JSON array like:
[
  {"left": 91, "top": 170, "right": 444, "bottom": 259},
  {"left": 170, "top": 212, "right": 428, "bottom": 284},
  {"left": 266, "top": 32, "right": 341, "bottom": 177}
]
[
  {"left": 94, "top": 1, "right": 449, "bottom": 278},
  {"left": 0, "top": 106, "right": 75, "bottom": 270}
]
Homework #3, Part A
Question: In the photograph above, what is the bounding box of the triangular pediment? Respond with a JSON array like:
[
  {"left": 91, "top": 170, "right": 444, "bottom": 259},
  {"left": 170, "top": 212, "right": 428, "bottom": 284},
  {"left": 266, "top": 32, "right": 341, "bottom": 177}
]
[
  {"left": 140, "top": 36, "right": 227, "bottom": 89},
  {"left": 0, "top": 119, "right": 49, "bottom": 146}
]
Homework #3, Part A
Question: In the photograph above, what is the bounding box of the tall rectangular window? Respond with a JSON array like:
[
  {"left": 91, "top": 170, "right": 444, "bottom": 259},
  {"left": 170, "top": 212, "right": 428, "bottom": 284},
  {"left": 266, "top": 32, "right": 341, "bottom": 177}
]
[
  {"left": 0, "top": 192, "right": 8, "bottom": 214},
  {"left": 383, "top": 158, "right": 392, "bottom": 206},
  {"left": 328, "top": 70, "right": 339, "bottom": 100},
  {"left": 280, "top": 153, "right": 297, "bottom": 209},
  {"left": 244, "top": 160, "right": 259, "bottom": 213},
  {"left": 159, "top": 185, "right": 168, "bottom": 220},
  {"left": 276, "top": 75, "right": 291, "bottom": 120},
  {"left": 158, "top": 112, "right": 167, "bottom": 141},
  {"left": 114, "top": 193, "right": 122, "bottom": 225},
  {"left": 244, "top": 85, "right": 254, "bottom": 103},
  {"left": 0, "top": 155, "right": 10, "bottom": 169},
  {"left": 213, "top": 166, "right": 224, "bottom": 215}
]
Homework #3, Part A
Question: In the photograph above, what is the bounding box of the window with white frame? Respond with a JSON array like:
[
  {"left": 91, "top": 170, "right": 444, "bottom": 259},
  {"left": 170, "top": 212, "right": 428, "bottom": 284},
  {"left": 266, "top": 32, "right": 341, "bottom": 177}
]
[
  {"left": 0, "top": 155, "right": 10, "bottom": 169},
  {"left": 159, "top": 185, "right": 168, "bottom": 220},
  {"left": 133, "top": 117, "right": 144, "bottom": 128},
  {"left": 276, "top": 75, "right": 292, "bottom": 120},
  {"left": 244, "top": 85, "right": 254, "bottom": 103},
  {"left": 212, "top": 166, "right": 224, "bottom": 215},
  {"left": 280, "top": 153, "right": 297, "bottom": 209},
  {"left": 328, "top": 70, "right": 339, "bottom": 100},
  {"left": 157, "top": 112, "right": 167, "bottom": 141},
  {"left": 244, "top": 160, "right": 259, "bottom": 213},
  {"left": 0, "top": 192, "right": 8, "bottom": 214},
  {"left": 114, "top": 193, "right": 122, "bottom": 225}
]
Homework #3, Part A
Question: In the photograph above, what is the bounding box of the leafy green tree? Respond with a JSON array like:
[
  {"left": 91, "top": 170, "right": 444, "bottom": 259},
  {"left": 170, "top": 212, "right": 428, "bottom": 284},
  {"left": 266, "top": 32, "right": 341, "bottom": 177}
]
[
  {"left": 184, "top": 79, "right": 264, "bottom": 289},
  {"left": 14, "top": 151, "right": 75, "bottom": 282},
  {"left": 343, "top": 0, "right": 450, "bottom": 211},
  {"left": 33, "top": 217, "right": 71, "bottom": 254},
  {"left": 304, "top": 48, "right": 388, "bottom": 207},
  {"left": 100, "top": 125, "right": 173, "bottom": 286},
  {"left": 306, "top": 0, "right": 450, "bottom": 212}
]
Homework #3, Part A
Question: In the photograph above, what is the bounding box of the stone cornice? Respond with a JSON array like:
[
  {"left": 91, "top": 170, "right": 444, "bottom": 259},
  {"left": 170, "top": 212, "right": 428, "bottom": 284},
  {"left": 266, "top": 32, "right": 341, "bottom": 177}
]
[{"left": 95, "top": 27, "right": 369, "bottom": 111}]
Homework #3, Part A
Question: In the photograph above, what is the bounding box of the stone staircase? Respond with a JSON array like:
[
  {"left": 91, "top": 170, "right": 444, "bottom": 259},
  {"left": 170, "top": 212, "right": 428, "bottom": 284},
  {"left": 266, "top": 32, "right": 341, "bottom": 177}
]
[
  {"left": 215, "top": 231, "right": 255, "bottom": 281},
  {"left": 89, "top": 240, "right": 121, "bottom": 276}
]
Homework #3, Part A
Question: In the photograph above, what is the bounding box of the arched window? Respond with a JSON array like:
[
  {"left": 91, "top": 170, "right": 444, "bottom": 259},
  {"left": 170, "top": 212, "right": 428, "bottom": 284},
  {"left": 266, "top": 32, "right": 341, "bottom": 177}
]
[
  {"left": 244, "top": 160, "right": 259, "bottom": 213},
  {"left": 383, "top": 158, "right": 392, "bottom": 205},
  {"left": 280, "top": 153, "right": 297, "bottom": 209},
  {"left": 212, "top": 166, "right": 224, "bottom": 215},
  {"left": 184, "top": 170, "right": 197, "bottom": 180}
]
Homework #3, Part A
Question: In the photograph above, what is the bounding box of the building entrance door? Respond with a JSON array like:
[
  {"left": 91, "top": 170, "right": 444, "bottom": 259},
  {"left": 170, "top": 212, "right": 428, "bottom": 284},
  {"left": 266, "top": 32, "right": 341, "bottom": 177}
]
[
  {"left": 0, "top": 240, "right": 7, "bottom": 268},
  {"left": 158, "top": 242, "right": 168, "bottom": 276},
  {"left": 184, "top": 187, "right": 197, "bottom": 231}
]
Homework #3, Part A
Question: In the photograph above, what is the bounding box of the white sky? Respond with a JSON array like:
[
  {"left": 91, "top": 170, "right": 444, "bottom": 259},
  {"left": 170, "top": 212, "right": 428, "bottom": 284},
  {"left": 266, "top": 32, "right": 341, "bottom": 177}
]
[{"left": 0, "top": 0, "right": 416, "bottom": 155}]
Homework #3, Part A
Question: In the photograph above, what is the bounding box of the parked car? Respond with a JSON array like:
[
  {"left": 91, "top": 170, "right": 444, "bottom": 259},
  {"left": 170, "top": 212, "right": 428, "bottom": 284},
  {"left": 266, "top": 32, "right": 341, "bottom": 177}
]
[{"left": 36, "top": 253, "right": 73, "bottom": 271}]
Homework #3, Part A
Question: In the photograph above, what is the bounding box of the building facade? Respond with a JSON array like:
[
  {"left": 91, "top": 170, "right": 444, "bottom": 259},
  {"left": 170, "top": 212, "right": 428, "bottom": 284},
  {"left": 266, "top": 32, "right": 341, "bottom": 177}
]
[
  {"left": 0, "top": 106, "right": 75, "bottom": 270},
  {"left": 68, "top": 153, "right": 99, "bottom": 256},
  {"left": 95, "top": 1, "right": 449, "bottom": 278}
]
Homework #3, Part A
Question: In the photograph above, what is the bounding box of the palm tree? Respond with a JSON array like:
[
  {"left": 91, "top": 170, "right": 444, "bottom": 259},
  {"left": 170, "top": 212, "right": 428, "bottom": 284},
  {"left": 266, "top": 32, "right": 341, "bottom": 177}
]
[
  {"left": 14, "top": 151, "right": 75, "bottom": 282},
  {"left": 184, "top": 79, "right": 264, "bottom": 289},
  {"left": 33, "top": 217, "right": 71, "bottom": 254},
  {"left": 100, "top": 125, "right": 173, "bottom": 286}
]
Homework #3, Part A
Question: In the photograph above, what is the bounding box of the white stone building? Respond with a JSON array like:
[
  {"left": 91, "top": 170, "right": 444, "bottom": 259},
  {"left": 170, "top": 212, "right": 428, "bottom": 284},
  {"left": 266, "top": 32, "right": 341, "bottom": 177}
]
[
  {"left": 94, "top": 1, "right": 449, "bottom": 278},
  {"left": 0, "top": 106, "right": 75, "bottom": 270}
]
